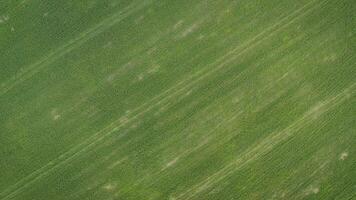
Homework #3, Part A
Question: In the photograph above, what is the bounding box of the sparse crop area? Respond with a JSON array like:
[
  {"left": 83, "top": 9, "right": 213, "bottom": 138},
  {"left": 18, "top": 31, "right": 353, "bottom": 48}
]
[{"left": 0, "top": 0, "right": 355, "bottom": 199}]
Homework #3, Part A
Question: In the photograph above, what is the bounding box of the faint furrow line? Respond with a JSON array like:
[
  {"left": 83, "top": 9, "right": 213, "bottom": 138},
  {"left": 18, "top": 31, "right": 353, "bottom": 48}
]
[
  {"left": 154, "top": 0, "right": 330, "bottom": 116},
  {"left": 0, "top": 0, "right": 155, "bottom": 197},
  {"left": 145, "top": 112, "right": 243, "bottom": 177},
  {"left": 175, "top": 83, "right": 356, "bottom": 200},
  {"left": 286, "top": 160, "right": 330, "bottom": 199},
  {"left": 0, "top": 0, "right": 155, "bottom": 97},
  {"left": 152, "top": 0, "right": 329, "bottom": 118},
  {"left": 122, "top": 0, "right": 328, "bottom": 122},
  {"left": 267, "top": 154, "right": 331, "bottom": 199},
  {"left": 102, "top": 105, "right": 244, "bottom": 195},
  {"left": 118, "top": 111, "right": 244, "bottom": 195},
  {"left": 159, "top": 48, "right": 314, "bottom": 167},
  {"left": 184, "top": 0, "right": 327, "bottom": 82},
  {"left": 0, "top": 1, "right": 326, "bottom": 199},
  {"left": 126, "top": 40, "right": 330, "bottom": 190}
]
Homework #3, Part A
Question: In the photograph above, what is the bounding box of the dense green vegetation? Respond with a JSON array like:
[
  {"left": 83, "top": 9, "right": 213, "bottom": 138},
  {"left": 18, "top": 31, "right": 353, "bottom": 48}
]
[{"left": 0, "top": 0, "right": 355, "bottom": 199}]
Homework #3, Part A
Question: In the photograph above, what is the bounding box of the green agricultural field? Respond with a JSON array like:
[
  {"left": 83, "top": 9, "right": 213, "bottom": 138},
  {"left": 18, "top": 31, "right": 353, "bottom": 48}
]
[{"left": 0, "top": 0, "right": 355, "bottom": 199}]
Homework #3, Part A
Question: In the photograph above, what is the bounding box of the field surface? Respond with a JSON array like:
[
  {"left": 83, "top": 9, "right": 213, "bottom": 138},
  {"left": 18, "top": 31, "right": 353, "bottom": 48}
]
[{"left": 0, "top": 0, "right": 355, "bottom": 199}]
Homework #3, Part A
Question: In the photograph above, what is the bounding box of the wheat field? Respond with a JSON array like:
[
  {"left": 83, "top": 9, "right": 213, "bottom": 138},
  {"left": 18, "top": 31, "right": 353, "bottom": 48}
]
[{"left": 0, "top": 0, "right": 355, "bottom": 199}]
